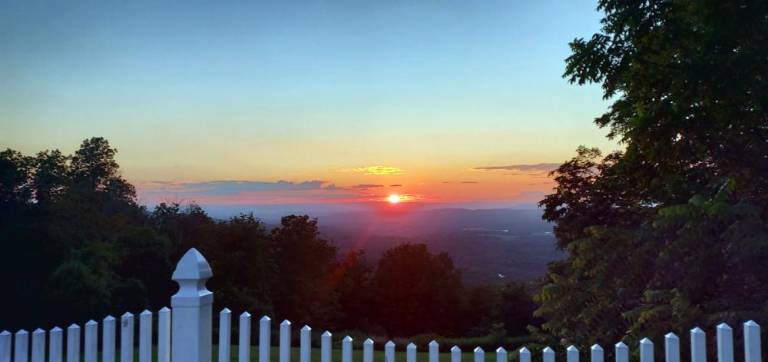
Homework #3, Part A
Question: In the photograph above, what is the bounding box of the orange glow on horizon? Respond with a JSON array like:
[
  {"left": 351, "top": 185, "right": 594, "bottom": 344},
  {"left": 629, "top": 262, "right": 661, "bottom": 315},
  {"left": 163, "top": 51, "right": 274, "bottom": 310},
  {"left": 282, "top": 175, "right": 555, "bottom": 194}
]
[{"left": 387, "top": 194, "right": 401, "bottom": 204}]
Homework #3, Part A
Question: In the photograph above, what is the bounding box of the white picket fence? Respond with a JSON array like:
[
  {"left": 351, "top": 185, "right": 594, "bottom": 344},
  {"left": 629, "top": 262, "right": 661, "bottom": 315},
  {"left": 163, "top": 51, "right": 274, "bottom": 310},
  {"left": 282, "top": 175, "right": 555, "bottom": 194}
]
[{"left": 0, "top": 248, "right": 763, "bottom": 362}]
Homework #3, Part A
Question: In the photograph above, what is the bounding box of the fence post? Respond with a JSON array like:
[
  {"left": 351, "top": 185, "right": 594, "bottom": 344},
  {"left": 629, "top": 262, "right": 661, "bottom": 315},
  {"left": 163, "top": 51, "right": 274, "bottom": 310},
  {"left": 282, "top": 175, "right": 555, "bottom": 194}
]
[
  {"left": 321, "top": 331, "right": 332, "bottom": 362},
  {"left": 239, "top": 312, "right": 251, "bottom": 362},
  {"left": 50, "top": 327, "right": 63, "bottom": 362},
  {"left": 280, "top": 321, "right": 292, "bottom": 362},
  {"left": 31, "top": 329, "right": 44, "bottom": 362},
  {"left": 218, "top": 308, "right": 231, "bottom": 362},
  {"left": 590, "top": 345, "right": 603, "bottom": 362},
  {"left": 15, "top": 329, "right": 29, "bottom": 362},
  {"left": 120, "top": 313, "right": 134, "bottom": 362},
  {"left": 451, "top": 346, "right": 462, "bottom": 362},
  {"left": 300, "top": 326, "right": 312, "bottom": 362},
  {"left": 386, "top": 341, "right": 396, "bottom": 362},
  {"left": 640, "top": 338, "right": 653, "bottom": 362},
  {"left": 690, "top": 328, "right": 706, "bottom": 362},
  {"left": 717, "top": 323, "right": 733, "bottom": 362},
  {"left": 614, "top": 342, "right": 628, "bottom": 362},
  {"left": 139, "top": 311, "right": 152, "bottom": 362},
  {"left": 158, "top": 307, "right": 171, "bottom": 362},
  {"left": 364, "top": 339, "right": 374, "bottom": 362},
  {"left": 519, "top": 347, "right": 531, "bottom": 362},
  {"left": 85, "top": 320, "right": 98, "bottom": 362},
  {"left": 496, "top": 347, "right": 508, "bottom": 362},
  {"left": 543, "top": 347, "right": 555, "bottom": 362},
  {"left": 342, "top": 336, "right": 353, "bottom": 362},
  {"left": 67, "top": 324, "right": 80, "bottom": 362},
  {"left": 430, "top": 341, "right": 439, "bottom": 362},
  {"left": 744, "top": 321, "right": 761, "bottom": 362},
  {"left": 567, "top": 346, "right": 579, "bottom": 362},
  {"left": 102, "top": 316, "right": 115, "bottom": 362},
  {"left": 408, "top": 343, "right": 417, "bottom": 362},
  {"left": 259, "top": 316, "right": 271, "bottom": 362},
  {"left": 665, "top": 333, "right": 679, "bottom": 362},
  {"left": 0, "top": 330, "right": 9, "bottom": 362},
  {"left": 172, "top": 248, "right": 214, "bottom": 362}
]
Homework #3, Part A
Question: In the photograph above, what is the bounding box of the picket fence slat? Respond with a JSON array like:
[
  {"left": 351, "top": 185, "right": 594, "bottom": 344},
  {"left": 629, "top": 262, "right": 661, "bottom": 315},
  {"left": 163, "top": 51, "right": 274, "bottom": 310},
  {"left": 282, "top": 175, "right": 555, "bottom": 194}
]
[
  {"left": 567, "top": 346, "right": 578, "bottom": 362},
  {"left": 31, "top": 329, "right": 44, "bottom": 362},
  {"left": 259, "top": 316, "right": 271, "bottom": 362},
  {"left": 744, "top": 321, "right": 761, "bottom": 362},
  {"left": 690, "top": 328, "right": 706, "bottom": 362},
  {"left": 300, "top": 326, "right": 311, "bottom": 362},
  {"left": 519, "top": 347, "right": 531, "bottom": 362},
  {"left": 430, "top": 341, "right": 439, "bottom": 362},
  {"left": 321, "top": 332, "right": 332, "bottom": 362},
  {"left": 15, "top": 329, "right": 29, "bottom": 362},
  {"left": 408, "top": 343, "right": 417, "bottom": 362},
  {"left": 102, "top": 316, "right": 116, "bottom": 362},
  {"left": 451, "top": 346, "right": 461, "bottom": 362},
  {"left": 139, "top": 311, "right": 152, "bottom": 362},
  {"left": 717, "top": 323, "right": 734, "bottom": 362},
  {"left": 363, "top": 339, "right": 373, "bottom": 362},
  {"left": 543, "top": 347, "right": 555, "bottom": 362},
  {"left": 239, "top": 312, "right": 251, "bottom": 362},
  {"left": 342, "top": 336, "right": 353, "bottom": 362},
  {"left": 280, "top": 321, "right": 291, "bottom": 362},
  {"left": 590, "top": 345, "right": 602, "bottom": 362},
  {"left": 85, "top": 320, "right": 98, "bottom": 362},
  {"left": 495, "top": 347, "right": 507, "bottom": 362},
  {"left": 120, "top": 313, "right": 134, "bottom": 362},
  {"left": 665, "top": 333, "right": 679, "bottom": 362},
  {"left": 50, "top": 327, "right": 63, "bottom": 362},
  {"left": 219, "top": 308, "right": 231, "bottom": 362},
  {"left": 640, "top": 338, "right": 653, "bottom": 362},
  {"left": 614, "top": 342, "right": 628, "bottom": 362},
  {"left": 473, "top": 347, "right": 484, "bottom": 362},
  {"left": 158, "top": 307, "right": 171, "bottom": 362},
  {"left": 0, "top": 331, "right": 9, "bottom": 362},
  {"left": 385, "top": 341, "right": 395, "bottom": 362},
  {"left": 67, "top": 324, "right": 80, "bottom": 362}
]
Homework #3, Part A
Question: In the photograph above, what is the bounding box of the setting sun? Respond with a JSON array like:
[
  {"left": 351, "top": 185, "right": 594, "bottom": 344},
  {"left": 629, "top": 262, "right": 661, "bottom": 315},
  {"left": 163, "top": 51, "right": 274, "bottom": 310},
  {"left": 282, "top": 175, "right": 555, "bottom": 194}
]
[{"left": 387, "top": 194, "right": 401, "bottom": 204}]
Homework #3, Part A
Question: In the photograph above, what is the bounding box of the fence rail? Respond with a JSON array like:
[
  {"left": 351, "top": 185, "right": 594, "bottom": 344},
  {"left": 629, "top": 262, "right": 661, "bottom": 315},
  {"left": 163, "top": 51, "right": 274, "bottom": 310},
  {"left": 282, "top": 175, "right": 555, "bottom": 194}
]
[{"left": 0, "top": 249, "right": 763, "bottom": 362}]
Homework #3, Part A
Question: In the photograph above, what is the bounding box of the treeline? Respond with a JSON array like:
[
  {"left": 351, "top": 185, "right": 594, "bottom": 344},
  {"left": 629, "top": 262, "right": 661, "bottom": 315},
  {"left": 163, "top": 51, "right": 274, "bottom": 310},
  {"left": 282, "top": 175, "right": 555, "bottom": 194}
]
[{"left": 0, "top": 138, "right": 537, "bottom": 339}]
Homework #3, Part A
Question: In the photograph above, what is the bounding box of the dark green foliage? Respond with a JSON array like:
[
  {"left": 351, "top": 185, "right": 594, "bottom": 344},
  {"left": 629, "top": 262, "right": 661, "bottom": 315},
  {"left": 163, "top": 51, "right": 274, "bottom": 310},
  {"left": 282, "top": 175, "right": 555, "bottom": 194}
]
[{"left": 536, "top": 0, "right": 768, "bottom": 348}]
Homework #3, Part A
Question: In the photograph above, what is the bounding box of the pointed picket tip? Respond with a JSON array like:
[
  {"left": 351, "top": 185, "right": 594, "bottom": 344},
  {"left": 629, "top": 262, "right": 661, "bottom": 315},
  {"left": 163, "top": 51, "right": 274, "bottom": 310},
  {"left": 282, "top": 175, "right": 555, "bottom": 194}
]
[
  {"left": 364, "top": 338, "right": 374, "bottom": 345},
  {"left": 261, "top": 315, "right": 271, "bottom": 322},
  {"left": 386, "top": 341, "right": 396, "bottom": 348},
  {"left": 408, "top": 342, "right": 417, "bottom": 349},
  {"left": 160, "top": 307, "right": 171, "bottom": 312},
  {"left": 301, "top": 325, "right": 312, "bottom": 332},
  {"left": 451, "top": 346, "right": 461, "bottom": 352},
  {"left": 496, "top": 347, "right": 507, "bottom": 353},
  {"left": 567, "top": 345, "right": 578, "bottom": 352},
  {"left": 86, "top": 320, "right": 97, "bottom": 326},
  {"left": 744, "top": 320, "right": 759, "bottom": 327},
  {"left": 322, "top": 331, "right": 332, "bottom": 337},
  {"left": 141, "top": 310, "right": 152, "bottom": 316},
  {"left": 474, "top": 347, "right": 484, "bottom": 353},
  {"left": 429, "top": 340, "right": 439, "bottom": 347},
  {"left": 615, "top": 342, "right": 627, "bottom": 348},
  {"left": 16, "top": 329, "right": 28, "bottom": 334},
  {"left": 543, "top": 347, "right": 554, "bottom": 353},
  {"left": 240, "top": 311, "right": 251, "bottom": 318},
  {"left": 640, "top": 338, "right": 653, "bottom": 345},
  {"left": 51, "top": 327, "right": 62, "bottom": 332},
  {"left": 281, "top": 320, "right": 291, "bottom": 326},
  {"left": 104, "top": 315, "right": 115, "bottom": 321},
  {"left": 690, "top": 327, "right": 704, "bottom": 334},
  {"left": 122, "top": 311, "right": 134, "bottom": 318},
  {"left": 591, "top": 344, "right": 603, "bottom": 351},
  {"left": 519, "top": 347, "right": 530, "bottom": 354},
  {"left": 220, "top": 308, "right": 231, "bottom": 314},
  {"left": 33, "top": 328, "right": 45, "bottom": 334},
  {"left": 717, "top": 322, "right": 731, "bottom": 330},
  {"left": 172, "top": 248, "right": 213, "bottom": 281},
  {"left": 664, "top": 332, "right": 678, "bottom": 339},
  {"left": 68, "top": 323, "right": 80, "bottom": 330},
  {"left": 0, "top": 330, "right": 10, "bottom": 335},
  {"left": 343, "top": 336, "right": 353, "bottom": 342}
]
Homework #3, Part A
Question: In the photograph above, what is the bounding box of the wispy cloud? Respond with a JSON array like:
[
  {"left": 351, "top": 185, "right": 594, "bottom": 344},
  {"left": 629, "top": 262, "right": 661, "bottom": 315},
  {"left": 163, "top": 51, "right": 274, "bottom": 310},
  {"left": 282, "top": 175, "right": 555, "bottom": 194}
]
[
  {"left": 341, "top": 165, "right": 405, "bottom": 175},
  {"left": 389, "top": 184, "right": 402, "bottom": 187},
  {"left": 442, "top": 181, "right": 480, "bottom": 184},
  {"left": 351, "top": 184, "right": 384, "bottom": 189},
  {"left": 474, "top": 163, "right": 560, "bottom": 174}
]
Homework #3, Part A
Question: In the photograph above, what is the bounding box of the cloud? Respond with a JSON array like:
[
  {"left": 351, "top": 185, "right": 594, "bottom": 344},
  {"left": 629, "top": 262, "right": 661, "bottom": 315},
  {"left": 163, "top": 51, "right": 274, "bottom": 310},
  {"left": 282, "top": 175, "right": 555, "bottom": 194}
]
[
  {"left": 351, "top": 184, "right": 384, "bottom": 189},
  {"left": 342, "top": 165, "right": 405, "bottom": 175},
  {"left": 474, "top": 163, "right": 560, "bottom": 174},
  {"left": 389, "top": 184, "right": 402, "bottom": 187},
  {"left": 442, "top": 181, "right": 479, "bottom": 184}
]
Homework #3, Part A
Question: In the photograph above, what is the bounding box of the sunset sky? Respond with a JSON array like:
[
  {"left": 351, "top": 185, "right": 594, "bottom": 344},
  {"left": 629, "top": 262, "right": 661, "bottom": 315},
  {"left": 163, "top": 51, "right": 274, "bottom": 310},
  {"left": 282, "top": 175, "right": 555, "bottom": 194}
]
[{"left": 1, "top": 1, "right": 619, "bottom": 209}]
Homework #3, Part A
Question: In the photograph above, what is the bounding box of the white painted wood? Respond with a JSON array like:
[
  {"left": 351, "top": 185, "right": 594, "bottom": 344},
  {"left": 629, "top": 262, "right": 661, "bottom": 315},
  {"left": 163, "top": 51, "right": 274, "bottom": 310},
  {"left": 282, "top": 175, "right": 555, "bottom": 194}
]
[
  {"left": 139, "top": 311, "right": 152, "bottom": 362},
  {"left": 518, "top": 347, "right": 531, "bottom": 362},
  {"left": 543, "top": 347, "right": 555, "bottom": 362},
  {"left": 567, "top": 346, "right": 579, "bottom": 362},
  {"left": 238, "top": 312, "right": 251, "bottom": 362},
  {"left": 102, "top": 316, "right": 115, "bottom": 362},
  {"left": 158, "top": 308, "right": 171, "bottom": 362},
  {"left": 408, "top": 343, "right": 417, "bottom": 362},
  {"left": 171, "top": 248, "right": 214, "bottom": 362},
  {"left": 280, "top": 321, "right": 292, "bottom": 362},
  {"left": 67, "top": 324, "right": 80, "bottom": 362},
  {"left": 614, "top": 342, "right": 628, "bottom": 362},
  {"left": 342, "top": 336, "right": 353, "bottom": 362},
  {"left": 640, "top": 338, "right": 654, "bottom": 362},
  {"left": 31, "top": 329, "right": 45, "bottom": 362},
  {"left": 15, "top": 329, "right": 29, "bottom": 362},
  {"left": 496, "top": 347, "right": 507, "bottom": 362},
  {"left": 590, "top": 345, "right": 603, "bottom": 362},
  {"left": 665, "top": 333, "right": 679, "bottom": 362},
  {"left": 259, "top": 316, "right": 271, "bottom": 362},
  {"left": 451, "top": 346, "right": 461, "bottom": 362},
  {"left": 690, "top": 328, "right": 706, "bottom": 362},
  {"left": 51, "top": 327, "right": 63, "bottom": 362},
  {"left": 120, "top": 313, "right": 134, "bottom": 362},
  {"left": 0, "top": 330, "right": 10, "bottom": 362},
  {"left": 364, "top": 339, "right": 374, "bottom": 362},
  {"left": 430, "top": 341, "right": 439, "bottom": 362},
  {"left": 385, "top": 341, "right": 396, "bottom": 362},
  {"left": 84, "top": 320, "right": 98, "bottom": 362},
  {"left": 474, "top": 347, "right": 485, "bottom": 362},
  {"left": 744, "top": 321, "right": 761, "bottom": 362},
  {"left": 321, "top": 332, "right": 332, "bottom": 362},
  {"left": 300, "top": 326, "right": 311, "bottom": 362},
  {"left": 218, "top": 308, "right": 231, "bottom": 362},
  {"left": 717, "top": 323, "right": 734, "bottom": 362}
]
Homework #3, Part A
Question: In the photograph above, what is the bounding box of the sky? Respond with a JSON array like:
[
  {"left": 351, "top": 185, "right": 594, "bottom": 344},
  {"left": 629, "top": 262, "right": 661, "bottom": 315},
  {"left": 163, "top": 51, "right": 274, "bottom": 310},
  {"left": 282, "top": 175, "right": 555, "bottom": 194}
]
[{"left": 0, "top": 0, "right": 619, "bottom": 210}]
